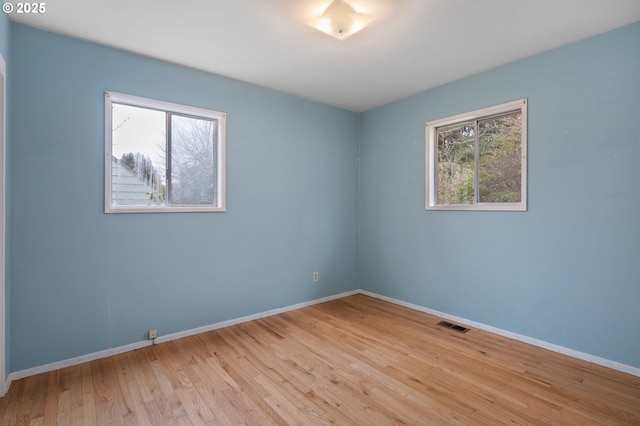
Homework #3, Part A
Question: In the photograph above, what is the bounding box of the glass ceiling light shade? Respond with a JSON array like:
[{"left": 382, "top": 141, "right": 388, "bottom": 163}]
[{"left": 308, "top": 0, "right": 373, "bottom": 40}]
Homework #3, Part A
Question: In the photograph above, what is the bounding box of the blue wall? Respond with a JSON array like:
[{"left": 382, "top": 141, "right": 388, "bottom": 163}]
[
  {"left": 0, "top": 11, "right": 10, "bottom": 379},
  {"left": 10, "top": 25, "right": 359, "bottom": 371},
  {"left": 359, "top": 22, "right": 640, "bottom": 367}
]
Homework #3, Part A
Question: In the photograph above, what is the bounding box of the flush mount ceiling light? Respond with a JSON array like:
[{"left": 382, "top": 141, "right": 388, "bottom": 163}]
[{"left": 308, "top": 0, "right": 373, "bottom": 40}]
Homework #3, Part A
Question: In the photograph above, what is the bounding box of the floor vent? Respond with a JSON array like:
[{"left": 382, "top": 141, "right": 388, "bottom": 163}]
[{"left": 437, "top": 320, "right": 470, "bottom": 333}]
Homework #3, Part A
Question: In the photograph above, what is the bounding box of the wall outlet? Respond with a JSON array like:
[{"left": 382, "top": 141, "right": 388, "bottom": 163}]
[
  {"left": 148, "top": 329, "right": 158, "bottom": 340},
  {"left": 313, "top": 271, "right": 319, "bottom": 282}
]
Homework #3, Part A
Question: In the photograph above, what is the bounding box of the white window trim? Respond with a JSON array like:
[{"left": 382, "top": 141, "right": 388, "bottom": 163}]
[
  {"left": 425, "top": 99, "right": 527, "bottom": 211},
  {"left": 105, "top": 91, "right": 226, "bottom": 213}
]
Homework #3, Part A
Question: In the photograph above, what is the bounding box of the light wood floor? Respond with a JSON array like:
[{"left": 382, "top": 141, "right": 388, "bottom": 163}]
[{"left": 1, "top": 294, "right": 639, "bottom": 425}]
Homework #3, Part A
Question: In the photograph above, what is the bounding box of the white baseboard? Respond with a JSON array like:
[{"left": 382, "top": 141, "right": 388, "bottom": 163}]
[
  {"left": 4, "top": 290, "right": 359, "bottom": 394},
  {"left": 4, "top": 287, "right": 638, "bottom": 397},
  {"left": 153, "top": 290, "right": 359, "bottom": 344},
  {"left": 360, "top": 290, "right": 640, "bottom": 378},
  {"left": 6, "top": 340, "right": 152, "bottom": 387}
]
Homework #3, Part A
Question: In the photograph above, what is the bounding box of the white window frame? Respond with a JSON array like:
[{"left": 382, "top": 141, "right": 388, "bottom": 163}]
[
  {"left": 105, "top": 91, "right": 226, "bottom": 213},
  {"left": 425, "top": 99, "right": 527, "bottom": 211}
]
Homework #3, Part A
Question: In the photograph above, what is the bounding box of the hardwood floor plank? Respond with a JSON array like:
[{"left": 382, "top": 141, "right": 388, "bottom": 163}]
[
  {"left": 115, "top": 352, "right": 153, "bottom": 426},
  {"left": 173, "top": 385, "right": 213, "bottom": 425},
  {"left": 254, "top": 374, "right": 315, "bottom": 425},
  {"left": 2, "top": 294, "right": 640, "bottom": 424},
  {"left": 42, "top": 372, "right": 59, "bottom": 426},
  {"left": 15, "top": 373, "right": 45, "bottom": 424}
]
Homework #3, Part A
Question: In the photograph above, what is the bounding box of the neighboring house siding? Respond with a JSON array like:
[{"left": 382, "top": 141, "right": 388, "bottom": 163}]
[{"left": 111, "top": 157, "right": 163, "bottom": 205}]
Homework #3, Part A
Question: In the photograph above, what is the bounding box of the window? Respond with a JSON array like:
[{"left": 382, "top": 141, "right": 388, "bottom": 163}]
[
  {"left": 425, "top": 99, "right": 527, "bottom": 211},
  {"left": 105, "top": 92, "right": 226, "bottom": 213}
]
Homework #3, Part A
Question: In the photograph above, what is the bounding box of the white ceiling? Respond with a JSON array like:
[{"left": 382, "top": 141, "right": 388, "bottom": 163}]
[{"left": 10, "top": 0, "right": 640, "bottom": 112}]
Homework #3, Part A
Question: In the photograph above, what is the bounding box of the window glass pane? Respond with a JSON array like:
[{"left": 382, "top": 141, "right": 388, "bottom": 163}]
[
  {"left": 170, "top": 115, "right": 217, "bottom": 205},
  {"left": 437, "top": 121, "right": 475, "bottom": 205},
  {"left": 111, "top": 104, "right": 166, "bottom": 206},
  {"left": 478, "top": 112, "right": 521, "bottom": 203}
]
